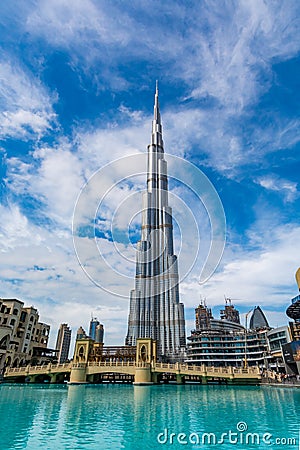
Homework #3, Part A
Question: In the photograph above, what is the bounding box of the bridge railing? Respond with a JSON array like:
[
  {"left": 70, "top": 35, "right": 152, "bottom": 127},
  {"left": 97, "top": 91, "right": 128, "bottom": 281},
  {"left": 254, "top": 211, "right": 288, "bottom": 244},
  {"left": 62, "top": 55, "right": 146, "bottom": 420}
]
[
  {"left": 4, "top": 362, "right": 72, "bottom": 375},
  {"left": 4, "top": 360, "right": 261, "bottom": 378},
  {"left": 87, "top": 361, "right": 136, "bottom": 367},
  {"left": 152, "top": 363, "right": 260, "bottom": 376}
]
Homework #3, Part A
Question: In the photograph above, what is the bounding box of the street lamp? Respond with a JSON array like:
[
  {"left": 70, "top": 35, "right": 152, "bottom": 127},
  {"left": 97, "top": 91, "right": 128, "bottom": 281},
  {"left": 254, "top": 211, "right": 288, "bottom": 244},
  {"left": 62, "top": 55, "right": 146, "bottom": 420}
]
[{"left": 244, "top": 309, "right": 253, "bottom": 369}]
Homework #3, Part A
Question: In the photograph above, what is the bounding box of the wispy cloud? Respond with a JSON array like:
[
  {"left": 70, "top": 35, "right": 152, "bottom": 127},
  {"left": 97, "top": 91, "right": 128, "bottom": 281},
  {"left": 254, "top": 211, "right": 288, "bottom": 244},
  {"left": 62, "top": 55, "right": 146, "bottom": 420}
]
[
  {"left": 22, "top": 1, "right": 300, "bottom": 108},
  {"left": 255, "top": 175, "right": 299, "bottom": 202},
  {"left": 181, "top": 223, "right": 300, "bottom": 315},
  {"left": 0, "top": 59, "right": 56, "bottom": 138}
]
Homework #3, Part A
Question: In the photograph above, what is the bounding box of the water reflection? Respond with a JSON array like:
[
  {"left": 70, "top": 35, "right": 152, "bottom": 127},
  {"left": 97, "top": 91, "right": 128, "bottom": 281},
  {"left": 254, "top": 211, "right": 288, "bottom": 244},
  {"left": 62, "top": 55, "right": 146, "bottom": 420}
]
[{"left": 0, "top": 384, "right": 299, "bottom": 449}]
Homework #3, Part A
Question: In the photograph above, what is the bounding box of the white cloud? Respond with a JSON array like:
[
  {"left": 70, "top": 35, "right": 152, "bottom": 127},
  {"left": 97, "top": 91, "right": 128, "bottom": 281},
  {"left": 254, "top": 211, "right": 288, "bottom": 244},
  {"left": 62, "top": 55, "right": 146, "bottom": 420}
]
[
  {"left": 1, "top": 110, "right": 53, "bottom": 138},
  {"left": 181, "top": 224, "right": 300, "bottom": 319},
  {"left": 0, "top": 59, "right": 56, "bottom": 138},
  {"left": 22, "top": 0, "right": 300, "bottom": 110},
  {"left": 26, "top": 0, "right": 131, "bottom": 48},
  {"left": 0, "top": 204, "right": 44, "bottom": 251},
  {"left": 6, "top": 142, "right": 85, "bottom": 227},
  {"left": 0, "top": 202, "right": 132, "bottom": 349},
  {"left": 255, "top": 175, "right": 299, "bottom": 202},
  {"left": 177, "top": 1, "right": 300, "bottom": 112}
]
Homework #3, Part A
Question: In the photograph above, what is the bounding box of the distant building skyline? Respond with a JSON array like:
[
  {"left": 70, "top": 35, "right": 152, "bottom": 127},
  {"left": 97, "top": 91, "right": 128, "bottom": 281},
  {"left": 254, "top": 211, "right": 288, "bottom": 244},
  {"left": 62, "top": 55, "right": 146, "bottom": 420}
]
[
  {"left": 89, "top": 317, "right": 100, "bottom": 341},
  {"left": 89, "top": 317, "right": 104, "bottom": 344},
  {"left": 55, "top": 323, "right": 71, "bottom": 364}
]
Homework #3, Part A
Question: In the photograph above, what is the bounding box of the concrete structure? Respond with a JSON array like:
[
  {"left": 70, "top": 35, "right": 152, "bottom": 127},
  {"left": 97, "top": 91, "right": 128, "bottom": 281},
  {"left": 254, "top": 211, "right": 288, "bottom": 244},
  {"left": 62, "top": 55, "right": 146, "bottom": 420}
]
[
  {"left": 267, "top": 325, "right": 291, "bottom": 370},
  {"left": 125, "top": 84, "right": 186, "bottom": 360},
  {"left": 220, "top": 298, "right": 240, "bottom": 324},
  {"left": 195, "top": 303, "right": 213, "bottom": 330},
  {"left": 187, "top": 327, "right": 270, "bottom": 368},
  {"left": 186, "top": 302, "right": 282, "bottom": 368},
  {"left": 0, "top": 298, "right": 51, "bottom": 373},
  {"left": 55, "top": 323, "right": 71, "bottom": 363}
]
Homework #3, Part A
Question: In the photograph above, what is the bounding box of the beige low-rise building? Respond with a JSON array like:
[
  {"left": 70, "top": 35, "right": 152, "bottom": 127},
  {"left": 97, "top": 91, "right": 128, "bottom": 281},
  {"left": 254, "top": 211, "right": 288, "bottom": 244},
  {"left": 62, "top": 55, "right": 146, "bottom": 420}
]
[{"left": 0, "top": 298, "right": 51, "bottom": 373}]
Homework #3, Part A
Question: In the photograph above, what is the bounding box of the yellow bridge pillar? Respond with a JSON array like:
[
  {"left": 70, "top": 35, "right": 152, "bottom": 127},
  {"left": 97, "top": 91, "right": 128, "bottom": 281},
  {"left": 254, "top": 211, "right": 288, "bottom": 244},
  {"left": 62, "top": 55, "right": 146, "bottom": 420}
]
[
  {"left": 176, "top": 374, "right": 185, "bottom": 384},
  {"left": 134, "top": 338, "right": 157, "bottom": 385},
  {"left": 134, "top": 366, "right": 153, "bottom": 385},
  {"left": 69, "top": 364, "right": 88, "bottom": 384}
]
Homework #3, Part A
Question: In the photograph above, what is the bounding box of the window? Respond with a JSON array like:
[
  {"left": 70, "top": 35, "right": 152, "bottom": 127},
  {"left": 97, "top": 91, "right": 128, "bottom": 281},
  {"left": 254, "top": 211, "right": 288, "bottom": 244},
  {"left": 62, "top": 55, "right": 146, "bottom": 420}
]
[
  {"left": 30, "top": 316, "right": 34, "bottom": 322},
  {"left": 2, "top": 318, "right": 7, "bottom": 324},
  {"left": 10, "top": 319, "right": 16, "bottom": 326},
  {"left": 20, "top": 312, "right": 27, "bottom": 322},
  {"left": 13, "top": 308, "right": 18, "bottom": 315}
]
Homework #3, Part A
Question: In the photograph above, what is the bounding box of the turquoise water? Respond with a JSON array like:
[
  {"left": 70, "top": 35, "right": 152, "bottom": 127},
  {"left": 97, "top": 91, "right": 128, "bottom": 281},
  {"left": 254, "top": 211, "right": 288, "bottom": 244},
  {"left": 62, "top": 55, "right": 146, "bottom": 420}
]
[{"left": 0, "top": 384, "right": 299, "bottom": 449}]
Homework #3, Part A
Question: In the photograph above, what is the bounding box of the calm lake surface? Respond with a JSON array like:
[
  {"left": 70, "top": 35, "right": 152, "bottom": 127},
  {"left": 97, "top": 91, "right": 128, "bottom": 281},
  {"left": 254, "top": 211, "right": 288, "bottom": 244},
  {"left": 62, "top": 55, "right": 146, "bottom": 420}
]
[{"left": 0, "top": 383, "right": 299, "bottom": 449}]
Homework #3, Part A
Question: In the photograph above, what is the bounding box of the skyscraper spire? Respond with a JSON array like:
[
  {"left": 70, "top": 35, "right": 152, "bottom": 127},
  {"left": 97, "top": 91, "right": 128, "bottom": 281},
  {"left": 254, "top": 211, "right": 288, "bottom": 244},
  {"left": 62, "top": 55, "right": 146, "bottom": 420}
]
[
  {"left": 154, "top": 80, "right": 160, "bottom": 123},
  {"left": 151, "top": 81, "right": 163, "bottom": 148},
  {"left": 125, "top": 85, "right": 186, "bottom": 361}
]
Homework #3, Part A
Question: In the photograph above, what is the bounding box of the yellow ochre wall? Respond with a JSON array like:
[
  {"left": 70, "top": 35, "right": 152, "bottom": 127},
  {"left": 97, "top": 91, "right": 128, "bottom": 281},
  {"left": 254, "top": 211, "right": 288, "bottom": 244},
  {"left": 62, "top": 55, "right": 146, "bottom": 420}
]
[{"left": 296, "top": 268, "right": 300, "bottom": 291}]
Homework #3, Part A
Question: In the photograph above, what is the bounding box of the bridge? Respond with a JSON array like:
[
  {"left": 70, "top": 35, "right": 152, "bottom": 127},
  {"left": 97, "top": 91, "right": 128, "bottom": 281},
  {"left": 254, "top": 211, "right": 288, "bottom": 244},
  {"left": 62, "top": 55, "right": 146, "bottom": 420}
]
[{"left": 4, "top": 361, "right": 262, "bottom": 385}]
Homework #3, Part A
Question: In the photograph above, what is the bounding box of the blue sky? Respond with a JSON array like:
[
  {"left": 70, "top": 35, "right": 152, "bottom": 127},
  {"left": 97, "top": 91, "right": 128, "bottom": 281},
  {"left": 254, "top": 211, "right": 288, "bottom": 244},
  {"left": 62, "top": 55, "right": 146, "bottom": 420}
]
[{"left": 0, "top": 0, "right": 299, "bottom": 349}]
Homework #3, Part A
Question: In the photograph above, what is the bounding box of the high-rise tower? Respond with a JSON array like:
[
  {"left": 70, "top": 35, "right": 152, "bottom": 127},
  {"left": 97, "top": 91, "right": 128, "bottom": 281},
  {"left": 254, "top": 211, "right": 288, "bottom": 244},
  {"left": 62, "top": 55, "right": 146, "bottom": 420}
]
[
  {"left": 89, "top": 317, "right": 100, "bottom": 340},
  {"left": 125, "top": 84, "right": 186, "bottom": 360},
  {"left": 55, "top": 323, "right": 71, "bottom": 364}
]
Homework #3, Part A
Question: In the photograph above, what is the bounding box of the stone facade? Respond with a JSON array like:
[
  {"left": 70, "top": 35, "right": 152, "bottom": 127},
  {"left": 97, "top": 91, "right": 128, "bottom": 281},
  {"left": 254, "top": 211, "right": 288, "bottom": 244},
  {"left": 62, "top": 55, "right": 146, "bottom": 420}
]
[{"left": 0, "top": 298, "right": 51, "bottom": 373}]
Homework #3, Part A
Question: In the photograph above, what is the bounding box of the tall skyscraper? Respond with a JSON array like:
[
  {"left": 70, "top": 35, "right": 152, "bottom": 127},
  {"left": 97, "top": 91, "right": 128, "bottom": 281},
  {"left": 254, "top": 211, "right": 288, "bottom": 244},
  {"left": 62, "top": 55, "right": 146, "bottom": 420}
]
[
  {"left": 95, "top": 324, "right": 104, "bottom": 344},
  {"left": 125, "top": 84, "right": 186, "bottom": 360},
  {"left": 89, "top": 316, "right": 104, "bottom": 344},
  {"left": 55, "top": 323, "right": 71, "bottom": 364},
  {"left": 89, "top": 317, "right": 100, "bottom": 340}
]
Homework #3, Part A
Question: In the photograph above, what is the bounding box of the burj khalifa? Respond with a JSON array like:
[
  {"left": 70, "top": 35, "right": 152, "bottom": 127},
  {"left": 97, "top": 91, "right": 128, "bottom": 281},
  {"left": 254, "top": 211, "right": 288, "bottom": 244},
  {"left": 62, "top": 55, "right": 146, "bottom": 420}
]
[{"left": 125, "top": 84, "right": 186, "bottom": 360}]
